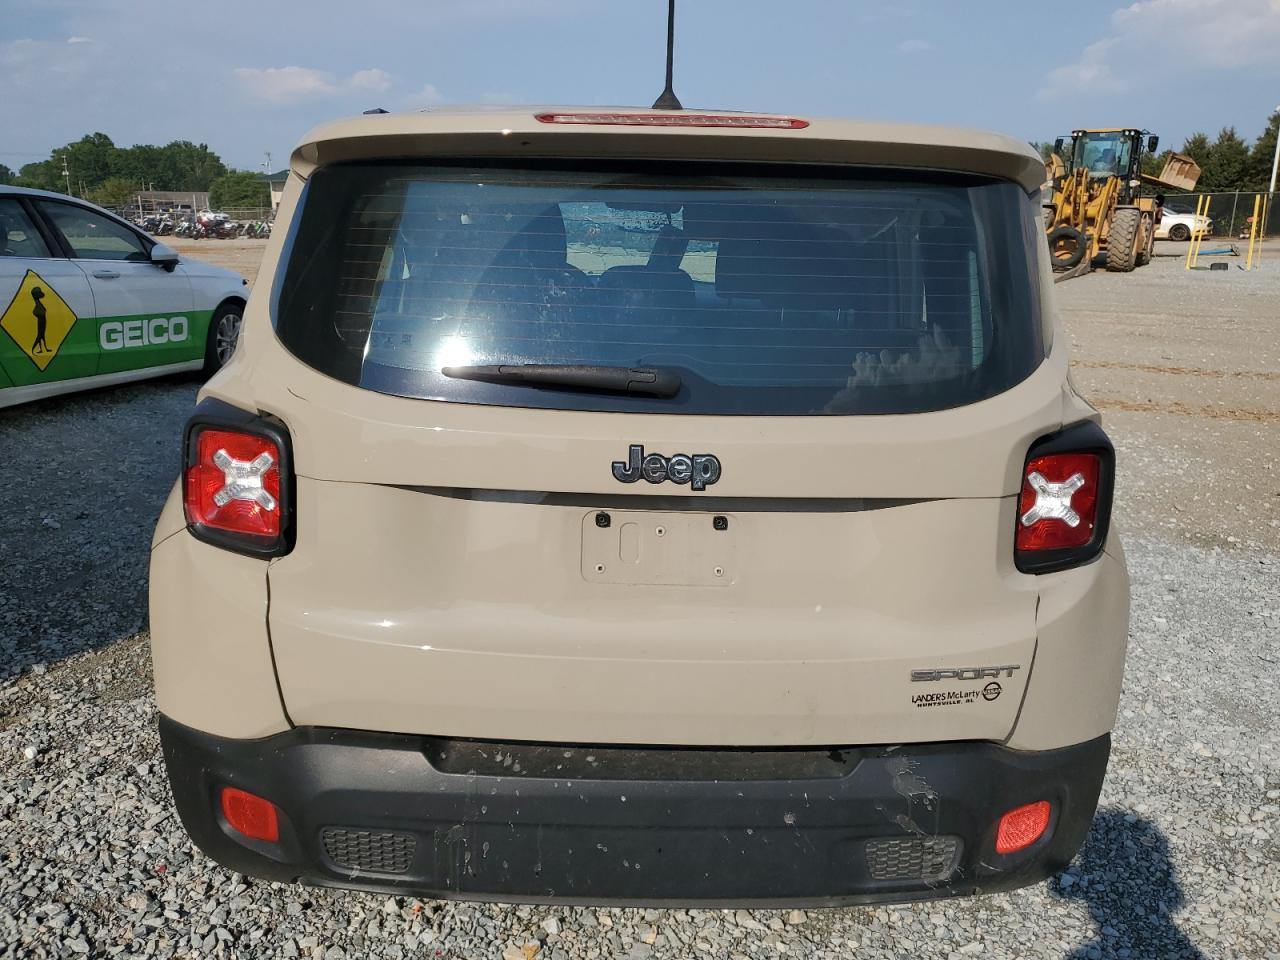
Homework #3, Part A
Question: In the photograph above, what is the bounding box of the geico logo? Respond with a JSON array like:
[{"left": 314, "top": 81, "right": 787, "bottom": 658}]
[{"left": 100, "top": 316, "right": 189, "bottom": 350}]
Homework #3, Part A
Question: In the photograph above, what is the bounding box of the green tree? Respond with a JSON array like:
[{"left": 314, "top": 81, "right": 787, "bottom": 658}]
[
  {"left": 115, "top": 143, "right": 166, "bottom": 188},
  {"left": 86, "top": 176, "right": 140, "bottom": 211},
  {"left": 157, "top": 141, "right": 227, "bottom": 191},
  {"left": 1181, "top": 132, "right": 1212, "bottom": 170},
  {"left": 0, "top": 163, "right": 13, "bottom": 185},
  {"left": 17, "top": 133, "right": 117, "bottom": 194},
  {"left": 12, "top": 134, "right": 228, "bottom": 196},
  {"left": 208, "top": 171, "right": 269, "bottom": 211},
  {"left": 17, "top": 157, "right": 63, "bottom": 192},
  {"left": 1198, "top": 127, "right": 1250, "bottom": 192},
  {"left": 1247, "top": 110, "right": 1279, "bottom": 192}
]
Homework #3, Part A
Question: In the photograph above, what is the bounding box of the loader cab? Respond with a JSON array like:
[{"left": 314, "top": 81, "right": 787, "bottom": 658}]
[{"left": 1058, "top": 129, "right": 1155, "bottom": 204}]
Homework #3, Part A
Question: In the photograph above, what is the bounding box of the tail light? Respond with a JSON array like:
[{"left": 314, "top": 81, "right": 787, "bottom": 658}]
[
  {"left": 182, "top": 399, "right": 293, "bottom": 557},
  {"left": 995, "top": 800, "right": 1052, "bottom": 854},
  {"left": 220, "top": 786, "right": 280, "bottom": 843},
  {"left": 1015, "top": 421, "right": 1114, "bottom": 574}
]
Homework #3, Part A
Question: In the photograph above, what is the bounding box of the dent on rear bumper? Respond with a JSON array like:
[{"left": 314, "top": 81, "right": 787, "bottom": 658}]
[
  {"left": 159, "top": 715, "right": 1109, "bottom": 907},
  {"left": 1008, "top": 535, "right": 1130, "bottom": 751},
  {"left": 149, "top": 491, "right": 289, "bottom": 739}
]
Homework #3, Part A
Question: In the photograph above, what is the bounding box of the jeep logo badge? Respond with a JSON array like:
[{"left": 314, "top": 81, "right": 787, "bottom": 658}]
[{"left": 612, "top": 445, "right": 721, "bottom": 491}]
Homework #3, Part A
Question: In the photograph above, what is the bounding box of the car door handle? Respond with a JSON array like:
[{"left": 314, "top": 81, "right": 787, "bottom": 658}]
[{"left": 92, "top": 269, "right": 121, "bottom": 279}]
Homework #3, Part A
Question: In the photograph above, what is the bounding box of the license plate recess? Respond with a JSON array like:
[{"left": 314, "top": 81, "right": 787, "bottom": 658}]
[{"left": 581, "top": 511, "right": 736, "bottom": 586}]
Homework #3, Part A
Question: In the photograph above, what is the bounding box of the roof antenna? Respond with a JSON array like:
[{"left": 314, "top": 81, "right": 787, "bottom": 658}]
[{"left": 651, "top": 0, "right": 682, "bottom": 110}]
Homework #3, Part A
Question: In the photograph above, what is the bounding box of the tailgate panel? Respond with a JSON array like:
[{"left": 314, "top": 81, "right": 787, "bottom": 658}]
[{"left": 268, "top": 480, "right": 1037, "bottom": 746}]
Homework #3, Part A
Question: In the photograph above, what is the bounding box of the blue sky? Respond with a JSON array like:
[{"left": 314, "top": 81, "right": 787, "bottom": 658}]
[{"left": 3, "top": 0, "right": 1279, "bottom": 175}]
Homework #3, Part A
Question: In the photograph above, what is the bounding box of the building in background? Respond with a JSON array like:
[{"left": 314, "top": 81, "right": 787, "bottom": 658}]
[
  {"left": 133, "top": 190, "right": 210, "bottom": 217},
  {"left": 262, "top": 171, "right": 288, "bottom": 215}
]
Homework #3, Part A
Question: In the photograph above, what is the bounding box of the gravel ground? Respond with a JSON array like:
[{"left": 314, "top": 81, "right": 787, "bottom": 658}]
[
  {"left": 2, "top": 250, "right": 1279, "bottom": 959},
  {"left": 167, "top": 238, "right": 267, "bottom": 288},
  {"left": 1059, "top": 248, "right": 1280, "bottom": 553}
]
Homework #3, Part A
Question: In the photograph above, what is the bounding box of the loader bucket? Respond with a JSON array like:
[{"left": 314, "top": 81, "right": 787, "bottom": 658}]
[{"left": 1145, "top": 152, "right": 1201, "bottom": 191}]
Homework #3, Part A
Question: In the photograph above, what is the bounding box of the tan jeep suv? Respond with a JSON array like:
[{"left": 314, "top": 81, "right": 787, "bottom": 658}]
[{"left": 150, "top": 106, "right": 1130, "bottom": 906}]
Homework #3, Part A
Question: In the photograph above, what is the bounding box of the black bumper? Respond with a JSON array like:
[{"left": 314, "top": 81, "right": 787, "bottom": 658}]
[{"left": 159, "top": 716, "right": 1109, "bottom": 907}]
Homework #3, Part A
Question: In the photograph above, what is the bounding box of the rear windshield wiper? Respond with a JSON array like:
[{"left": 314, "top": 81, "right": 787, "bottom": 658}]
[{"left": 441, "top": 364, "right": 682, "bottom": 398}]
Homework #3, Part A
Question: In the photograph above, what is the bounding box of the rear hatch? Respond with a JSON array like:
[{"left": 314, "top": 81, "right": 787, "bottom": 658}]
[{"left": 258, "top": 143, "right": 1061, "bottom": 746}]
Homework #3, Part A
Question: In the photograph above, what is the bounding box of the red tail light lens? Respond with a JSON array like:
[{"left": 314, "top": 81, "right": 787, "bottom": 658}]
[
  {"left": 220, "top": 786, "right": 280, "bottom": 843},
  {"left": 184, "top": 429, "right": 281, "bottom": 538},
  {"left": 995, "top": 800, "right": 1051, "bottom": 854},
  {"left": 1016, "top": 452, "right": 1100, "bottom": 552},
  {"left": 182, "top": 400, "right": 293, "bottom": 557},
  {"left": 1014, "top": 422, "right": 1114, "bottom": 574},
  {"left": 535, "top": 112, "right": 809, "bottom": 129}
]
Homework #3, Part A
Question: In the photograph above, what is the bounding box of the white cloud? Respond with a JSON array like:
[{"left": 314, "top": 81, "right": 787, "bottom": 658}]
[
  {"left": 1114, "top": 0, "right": 1280, "bottom": 67},
  {"left": 405, "top": 83, "right": 444, "bottom": 109},
  {"left": 233, "top": 65, "right": 402, "bottom": 104},
  {"left": 350, "top": 68, "right": 392, "bottom": 92},
  {"left": 1039, "top": 38, "right": 1118, "bottom": 100},
  {"left": 897, "top": 38, "right": 933, "bottom": 54},
  {"left": 1, "top": 36, "right": 97, "bottom": 92},
  {"left": 1040, "top": 0, "right": 1280, "bottom": 100},
  {"left": 234, "top": 65, "right": 337, "bottom": 103},
  {"left": 66, "top": 36, "right": 92, "bottom": 44}
]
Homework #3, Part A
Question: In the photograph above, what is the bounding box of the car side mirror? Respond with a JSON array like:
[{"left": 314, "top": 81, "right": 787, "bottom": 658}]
[
  {"left": 150, "top": 241, "right": 180, "bottom": 272},
  {"left": 1147, "top": 135, "right": 1159, "bottom": 153},
  {"left": 1053, "top": 137, "right": 1065, "bottom": 155}
]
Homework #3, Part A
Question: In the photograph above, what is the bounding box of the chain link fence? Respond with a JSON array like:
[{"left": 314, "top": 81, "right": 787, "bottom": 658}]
[
  {"left": 219, "top": 208, "right": 273, "bottom": 223},
  {"left": 1162, "top": 191, "right": 1276, "bottom": 239}
]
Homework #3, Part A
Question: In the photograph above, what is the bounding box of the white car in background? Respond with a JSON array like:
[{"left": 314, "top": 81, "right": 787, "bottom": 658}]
[
  {"left": 0, "top": 186, "right": 248, "bottom": 408},
  {"left": 1156, "top": 210, "right": 1212, "bottom": 241}
]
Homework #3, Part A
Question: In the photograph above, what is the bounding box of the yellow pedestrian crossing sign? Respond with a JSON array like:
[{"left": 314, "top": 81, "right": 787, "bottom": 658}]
[{"left": 0, "top": 270, "right": 79, "bottom": 371}]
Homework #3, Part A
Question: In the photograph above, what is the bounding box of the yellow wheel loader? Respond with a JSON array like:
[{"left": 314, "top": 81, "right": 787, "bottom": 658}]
[{"left": 1044, "top": 129, "right": 1200, "bottom": 274}]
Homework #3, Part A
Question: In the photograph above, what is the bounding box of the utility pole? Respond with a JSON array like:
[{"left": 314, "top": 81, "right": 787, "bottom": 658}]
[
  {"left": 61, "top": 154, "right": 72, "bottom": 196},
  {"left": 263, "top": 151, "right": 272, "bottom": 173},
  {"left": 1269, "top": 105, "right": 1279, "bottom": 196}
]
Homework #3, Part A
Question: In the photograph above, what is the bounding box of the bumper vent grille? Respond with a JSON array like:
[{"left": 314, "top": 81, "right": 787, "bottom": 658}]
[
  {"left": 321, "top": 827, "right": 416, "bottom": 875},
  {"left": 865, "top": 835, "right": 961, "bottom": 882}
]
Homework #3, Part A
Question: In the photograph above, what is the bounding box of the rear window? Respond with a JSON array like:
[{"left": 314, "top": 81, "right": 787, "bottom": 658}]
[{"left": 275, "top": 161, "right": 1044, "bottom": 415}]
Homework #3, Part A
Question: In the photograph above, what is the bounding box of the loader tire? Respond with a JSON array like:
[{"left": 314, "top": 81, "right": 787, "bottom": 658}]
[
  {"left": 1047, "top": 225, "right": 1086, "bottom": 270},
  {"left": 1136, "top": 213, "right": 1154, "bottom": 267},
  {"left": 1106, "top": 207, "right": 1141, "bottom": 272}
]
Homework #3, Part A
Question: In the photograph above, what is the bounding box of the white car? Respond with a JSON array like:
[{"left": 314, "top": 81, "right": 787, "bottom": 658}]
[
  {"left": 1156, "top": 210, "right": 1212, "bottom": 241},
  {"left": 0, "top": 186, "right": 248, "bottom": 408}
]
